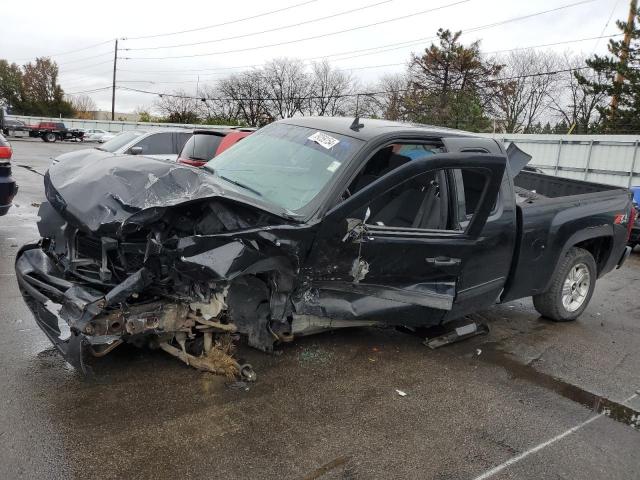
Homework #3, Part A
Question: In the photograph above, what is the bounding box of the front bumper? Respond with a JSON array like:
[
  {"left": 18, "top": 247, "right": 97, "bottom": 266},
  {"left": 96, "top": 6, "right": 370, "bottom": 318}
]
[{"left": 15, "top": 244, "right": 145, "bottom": 370}]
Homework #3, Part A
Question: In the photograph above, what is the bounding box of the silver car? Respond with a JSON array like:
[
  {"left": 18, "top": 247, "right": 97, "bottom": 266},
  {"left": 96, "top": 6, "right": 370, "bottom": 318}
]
[
  {"left": 52, "top": 128, "right": 193, "bottom": 165},
  {"left": 83, "top": 129, "right": 114, "bottom": 142}
]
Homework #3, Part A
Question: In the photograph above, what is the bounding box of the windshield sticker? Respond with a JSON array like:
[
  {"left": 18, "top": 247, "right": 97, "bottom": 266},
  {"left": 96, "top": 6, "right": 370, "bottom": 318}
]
[
  {"left": 308, "top": 131, "right": 340, "bottom": 150},
  {"left": 327, "top": 161, "right": 341, "bottom": 173}
]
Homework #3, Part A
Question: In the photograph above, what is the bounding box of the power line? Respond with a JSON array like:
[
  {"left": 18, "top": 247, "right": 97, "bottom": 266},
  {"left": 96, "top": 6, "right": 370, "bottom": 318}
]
[
  {"left": 65, "top": 86, "right": 112, "bottom": 95},
  {"left": 485, "top": 33, "right": 623, "bottom": 54},
  {"left": 56, "top": 51, "right": 114, "bottom": 66},
  {"left": 117, "top": 66, "right": 590, "bottom": 101},
  {"left": 12, "top": 39, "right": 114, "bottom": 61},
  {"left": 12, "top": 0, "right": 319, "bottom": 63},
  {"left": 125, "top": 0, "right": 394, "bottom": 51},
  {"left": 124, "top": 0, "right": 319, "bottom": 41},
  {"left": 592, "top": 0, "right": 622, "bottom": 54},
  {"left": 116, "top": 62, "right": 408, "bottom": 86},
  {"left": 326, "top": 0, "right": 599, "bottom": 63},
  {"left": 116, "top": 31, "right": 616, "bottom": 79},
  {"left": 59, "top": 60, "right": 115, "bottom": 74},
  {"left": 123, "top": 0, "right": 472, "bottom": 60},
  {"left": 122, "top": 0, "right": 596, "bottom": 65},
  {"left": 462, "top": 0, "right": 595, "bottom": 36},
  {"left": 60, "top": 0, "right": 602, "bottom": 97}
]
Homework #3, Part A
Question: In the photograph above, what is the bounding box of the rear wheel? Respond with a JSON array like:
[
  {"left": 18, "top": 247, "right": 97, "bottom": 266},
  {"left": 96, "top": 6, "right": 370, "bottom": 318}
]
[
  {"left": 533, "top": 247, "right": 596, "bottom": 321},
  {"left": 44, "top": 132, "right": 57, "bottom": 143}
]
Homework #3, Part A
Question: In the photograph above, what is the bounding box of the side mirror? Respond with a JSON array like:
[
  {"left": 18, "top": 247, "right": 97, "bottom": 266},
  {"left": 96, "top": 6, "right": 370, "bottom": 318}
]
[{"left": 129, "top": 146, "right": 143, "bottom": 155}]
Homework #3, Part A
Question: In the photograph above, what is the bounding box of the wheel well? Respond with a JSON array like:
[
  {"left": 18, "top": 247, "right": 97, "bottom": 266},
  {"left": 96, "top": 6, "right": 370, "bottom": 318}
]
[{"left": 574, "top": 236, "right": 611, "bottom": 274}]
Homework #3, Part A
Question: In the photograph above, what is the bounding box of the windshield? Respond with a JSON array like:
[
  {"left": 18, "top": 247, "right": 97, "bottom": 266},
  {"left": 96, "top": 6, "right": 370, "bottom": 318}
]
[
  {"left": 205, "top": 123, "right": 363, "bottom": 212},
  {"left": 98, "top": 130, "right": 145, "bottom": 152}
]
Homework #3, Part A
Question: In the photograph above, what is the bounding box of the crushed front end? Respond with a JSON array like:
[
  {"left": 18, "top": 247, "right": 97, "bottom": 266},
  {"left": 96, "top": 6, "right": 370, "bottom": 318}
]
[{"left": 16, "top": 156, "right": 306, "bottom": 379}]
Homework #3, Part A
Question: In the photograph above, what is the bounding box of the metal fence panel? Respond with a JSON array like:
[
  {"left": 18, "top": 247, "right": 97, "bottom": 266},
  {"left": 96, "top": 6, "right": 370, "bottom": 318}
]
[{"left": 492, "top": 133, "right": 640, "bottom": 189}]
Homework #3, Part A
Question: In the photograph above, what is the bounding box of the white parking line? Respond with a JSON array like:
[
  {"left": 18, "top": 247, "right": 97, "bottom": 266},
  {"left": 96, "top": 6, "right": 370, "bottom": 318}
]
[{"left": 472, "top": 393, "right": 639, "bottom": 480}]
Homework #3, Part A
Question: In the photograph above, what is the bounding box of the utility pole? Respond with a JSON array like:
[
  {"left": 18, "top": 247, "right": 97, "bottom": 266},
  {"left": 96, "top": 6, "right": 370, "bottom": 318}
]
[
  {"left": 610, "top": 0, "right": 637, "bottom": 115},
  {"left": 111, "top": 39, "right": 118, "bottom": 121}
]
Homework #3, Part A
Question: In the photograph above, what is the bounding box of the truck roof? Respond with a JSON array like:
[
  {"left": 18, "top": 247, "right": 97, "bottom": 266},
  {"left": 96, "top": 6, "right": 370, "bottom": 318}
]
[{"left": 279, "top": 116, "right": 476, "bottom": 142}]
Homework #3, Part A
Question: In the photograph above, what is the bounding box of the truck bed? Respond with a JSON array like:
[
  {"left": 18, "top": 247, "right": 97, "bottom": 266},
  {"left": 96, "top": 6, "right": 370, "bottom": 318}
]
[
  {"left": 502, "top": 171, "right": 632, "bottom": 303},
  {"left": 514, "top": 171, "right": 623, "bottom": 200}
]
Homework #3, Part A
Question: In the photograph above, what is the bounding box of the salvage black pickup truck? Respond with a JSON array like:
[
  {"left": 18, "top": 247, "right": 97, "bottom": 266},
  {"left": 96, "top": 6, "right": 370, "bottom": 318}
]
[{"left": 15, "top": 117, "right": 634, "bottom": 378}]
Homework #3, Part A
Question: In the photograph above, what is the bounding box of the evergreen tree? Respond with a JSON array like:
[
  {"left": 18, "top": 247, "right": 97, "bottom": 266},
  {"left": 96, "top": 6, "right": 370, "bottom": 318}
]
[
  {"left": 577, "top": 4, "right": 640, "bottom": 133},
  {"left": 403, "top": 29, "right": 501, "bottom": 132}
]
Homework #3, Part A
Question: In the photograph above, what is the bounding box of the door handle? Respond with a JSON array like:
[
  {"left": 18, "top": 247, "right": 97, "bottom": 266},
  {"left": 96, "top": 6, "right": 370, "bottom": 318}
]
[{"left": 426, "top": 256, "right": 461, "bottom": 267}]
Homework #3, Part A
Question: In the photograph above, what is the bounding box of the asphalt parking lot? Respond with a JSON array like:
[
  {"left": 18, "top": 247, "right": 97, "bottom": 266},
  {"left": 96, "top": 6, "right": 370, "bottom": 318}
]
[{"left": 1, "top": 138, "right": 639, "bottom": 480}]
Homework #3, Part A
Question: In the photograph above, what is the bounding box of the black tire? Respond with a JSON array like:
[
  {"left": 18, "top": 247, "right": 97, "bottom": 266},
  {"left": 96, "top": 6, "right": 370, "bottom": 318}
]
[
  {"left": 532, "top": 247, "right": 597, "bottom": 322},
  {"left": 44, "top": 132, "right": 57, "bottom": 143}
]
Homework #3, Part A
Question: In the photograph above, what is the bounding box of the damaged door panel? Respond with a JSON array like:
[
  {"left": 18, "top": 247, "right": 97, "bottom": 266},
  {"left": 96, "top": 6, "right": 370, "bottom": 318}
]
[
  {"left": 15, "top": 117, "right": 634, "bottom": 379},
  {"left": 301, "top": 152, "right": 508, "bottom": 326}
]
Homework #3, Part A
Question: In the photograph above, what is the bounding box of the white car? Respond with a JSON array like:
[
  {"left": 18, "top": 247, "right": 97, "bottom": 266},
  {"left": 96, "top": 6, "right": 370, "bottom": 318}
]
[
  {"left": 83, "top": 129, "right": 114, "bottom": 143},
  {"left": 52, "top": 128, "right": 194, "bottom": 165}
]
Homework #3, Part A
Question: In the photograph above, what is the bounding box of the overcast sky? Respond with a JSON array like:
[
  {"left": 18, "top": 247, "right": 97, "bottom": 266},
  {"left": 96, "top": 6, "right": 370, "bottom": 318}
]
[{"left": 0, "top": 0, "right": 628, "bottom": 113}]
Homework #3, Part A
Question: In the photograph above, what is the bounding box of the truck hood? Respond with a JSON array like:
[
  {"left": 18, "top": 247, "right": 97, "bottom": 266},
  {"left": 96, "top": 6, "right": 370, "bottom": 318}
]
[{"left": 44, "top": 153, "right": 292, "bottom": 235}]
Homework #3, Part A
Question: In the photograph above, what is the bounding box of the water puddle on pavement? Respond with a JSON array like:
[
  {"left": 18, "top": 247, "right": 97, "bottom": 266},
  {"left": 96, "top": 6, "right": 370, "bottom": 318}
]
[{"left": 477, "top": 342, "right": 640, "bottom": 431}]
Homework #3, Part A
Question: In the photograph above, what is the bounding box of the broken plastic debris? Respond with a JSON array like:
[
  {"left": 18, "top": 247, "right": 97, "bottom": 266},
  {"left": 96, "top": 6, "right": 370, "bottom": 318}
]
[{"left": 395, "top": 389, "right": 407, "bottom": 397}]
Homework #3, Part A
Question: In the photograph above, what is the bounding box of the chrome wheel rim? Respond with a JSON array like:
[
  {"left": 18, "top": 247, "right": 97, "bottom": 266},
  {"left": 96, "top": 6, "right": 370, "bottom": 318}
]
[{"left": 562, "top": 263, "right": 591, "bottom": 312}]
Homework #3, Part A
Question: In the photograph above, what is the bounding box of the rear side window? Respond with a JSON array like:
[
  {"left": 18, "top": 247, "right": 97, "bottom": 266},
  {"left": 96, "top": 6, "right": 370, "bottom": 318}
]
[
  {"left": 134, "top": 132, "right": 174, "bottom": 155},
  {"left": 452, "top": 169, "right": 493, "bottom": 222},
  {"left": 180, "top": 134, "right": 224, "bottom": 161}
]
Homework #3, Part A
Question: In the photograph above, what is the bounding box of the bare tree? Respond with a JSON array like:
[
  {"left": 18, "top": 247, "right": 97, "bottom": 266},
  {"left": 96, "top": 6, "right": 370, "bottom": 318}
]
[
  {"left": 263, "top": 58, "right": 310, "bottom": 119},
  {"left": 69, "top": 94, "right": 97, "bottom": 119},
  {"left": 154, "top": 90, "right": 201, "bottom": 123},
  {"left": 307, "top": 60, "right": 356, "bottom": 116},
  {"left": 491, "top": 50, "right": 561, "bottom": 133},
  {"left": 217, "top": 70, "right": 271, "bottom": 126},
  {"left": 365, "top": 73, "right": 409, "bottom": 120},
  {"left": 200, "top": 85, "right": 241, "bottom": 125},
  {"left": 549, "top": 55, "right": 607, "bottom": 134}
]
